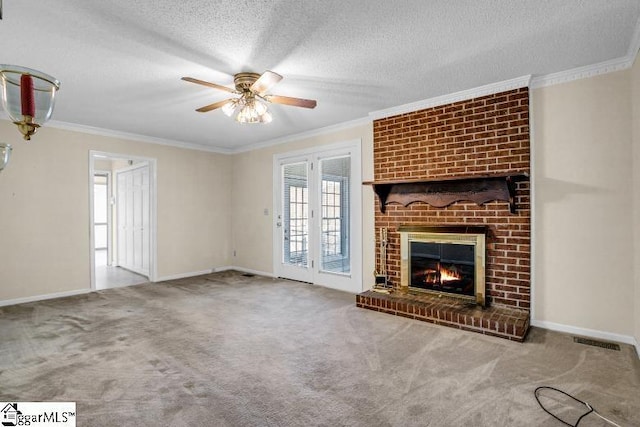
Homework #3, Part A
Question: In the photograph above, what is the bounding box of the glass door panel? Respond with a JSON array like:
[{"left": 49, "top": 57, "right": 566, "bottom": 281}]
[
  {"left": 277, "top": 159, "right": 313, "bottom": 283},
  {"left": 319, "top": 156, "right": 350, "bottom": 274},
  {"left": 283, "top": 162, "right": 309, "bottom": 267}
]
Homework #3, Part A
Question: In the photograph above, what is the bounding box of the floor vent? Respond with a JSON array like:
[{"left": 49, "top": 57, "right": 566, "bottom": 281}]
[
  {"left": 242, "top": 273, "right": 255, "bottom": 277},
  {"left": 573, "top": 337, "right": 620, "bottom": 351}
]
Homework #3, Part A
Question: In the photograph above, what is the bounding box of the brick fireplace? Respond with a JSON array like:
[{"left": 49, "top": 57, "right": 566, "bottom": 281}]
[{"left": 357, "top": 87, "right": 531, "bottom": 341}]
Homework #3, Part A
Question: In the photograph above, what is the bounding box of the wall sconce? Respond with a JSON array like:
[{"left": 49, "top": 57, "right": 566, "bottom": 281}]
[
  {"left": 0, "top": 143, "right": 11, "bottom": 171},
  {"left": 0, "top": 65, "right": 60, "bottom": 140}
]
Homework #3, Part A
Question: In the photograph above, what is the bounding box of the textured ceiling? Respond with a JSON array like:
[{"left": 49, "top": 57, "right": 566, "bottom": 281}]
[{"left": 1, "top": 1, "right": 639, "bottom": 152}]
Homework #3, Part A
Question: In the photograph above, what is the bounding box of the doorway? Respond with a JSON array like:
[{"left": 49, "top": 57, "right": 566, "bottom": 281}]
[
  {"left": 273, "top": 140, "right": 362, "bottom": 293},
  {"left": 89, "top": 151, "right": 157, "bottom": 290},
  {"left": 93, "top": 171, "right": 111, "bottom": 269}
]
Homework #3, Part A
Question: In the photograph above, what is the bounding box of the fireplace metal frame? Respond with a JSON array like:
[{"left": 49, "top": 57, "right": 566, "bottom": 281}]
[{"left": 400, "top": 228, "right": 486, "bottom": 306}]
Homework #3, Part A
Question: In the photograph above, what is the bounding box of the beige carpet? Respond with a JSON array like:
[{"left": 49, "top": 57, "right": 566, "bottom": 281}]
[{"left": 1, "top": 271, "right": 639, "bottom": 426}]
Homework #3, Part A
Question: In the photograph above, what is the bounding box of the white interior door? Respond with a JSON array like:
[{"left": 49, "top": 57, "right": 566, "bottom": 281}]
[
  {"left": 116, "top": 163, "right": 150, "bottom": 277},
  {"left": 274, "top": 141, "right": 362, "bottom": 293}
]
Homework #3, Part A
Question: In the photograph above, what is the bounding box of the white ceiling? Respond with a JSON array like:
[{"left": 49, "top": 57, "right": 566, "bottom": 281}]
[{"left": 1, "top": 1, "right": 639, "bottom": 152}]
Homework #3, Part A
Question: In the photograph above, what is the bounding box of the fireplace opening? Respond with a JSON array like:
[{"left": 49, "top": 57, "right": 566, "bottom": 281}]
[
  {"left": 399, "top": 227, "right": 486, "bottom": 306},
  {"left": 410, "top": 242, "right": 475, "bottom": 297}
]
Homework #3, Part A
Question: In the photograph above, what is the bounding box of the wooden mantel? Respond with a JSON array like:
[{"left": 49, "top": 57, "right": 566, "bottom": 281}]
[{"left": 364, "top": 172, "right": 529, "bottom": 214}]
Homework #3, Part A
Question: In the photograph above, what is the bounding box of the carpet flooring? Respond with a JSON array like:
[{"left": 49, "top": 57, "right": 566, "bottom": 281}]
[{"left": 1, "top": 271, "right": 639, "bottom": 426}]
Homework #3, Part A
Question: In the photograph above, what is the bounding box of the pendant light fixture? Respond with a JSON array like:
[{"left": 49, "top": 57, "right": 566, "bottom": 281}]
[
  {"left": 0, "top": 65, "right": 60, "bottom": 140},
  {"left": 0, "top": 143, "right": 11, "bottom": 171}
]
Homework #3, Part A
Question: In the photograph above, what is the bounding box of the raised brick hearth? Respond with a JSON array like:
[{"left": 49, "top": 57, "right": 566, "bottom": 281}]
[
  {"left": 357, "top": 290, "right": 529, "bottom": 341},
  {"left": 359, "top": 87, "right": 531, "bottom": 340}
]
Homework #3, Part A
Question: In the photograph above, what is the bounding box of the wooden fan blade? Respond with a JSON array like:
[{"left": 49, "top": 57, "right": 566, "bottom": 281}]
[
  {"left": 250, "top": 70, "right": 283, "bottom": 95},
  {"left": 182, "top": 77, "right": 236, "bottom": 94},
  {"left": 267, "top": 95, "right": 317, "bottom": 109},
  {"left": 196, "top": 98, "right": 234, "bottom": 113}
]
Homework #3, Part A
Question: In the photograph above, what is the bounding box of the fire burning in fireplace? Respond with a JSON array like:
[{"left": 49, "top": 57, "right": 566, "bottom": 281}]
[
  {"left": 400, "top": 227, "right": 487, "bottom": 306},
  {"left": 418, "top": 264, "right": 462, "bottom": 284},
  {"left": 440, "top": 266, "right": 461, "bottom": 282},
  {"left": 412, "top": 261, "right": 471, "bottom": 294}
]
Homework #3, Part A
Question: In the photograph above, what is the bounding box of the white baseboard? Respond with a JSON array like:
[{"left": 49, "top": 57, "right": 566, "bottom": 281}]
[
  {"left": 531, "top": 319, "right": 637, "bottom": 347},
  {"left": 155, "top": 269, "right": 213, "bottom": 282},
  {"left": 0, "top": 288, "right": 92, "bottom": 308},
  {"left": 213, "top": 265, "right": 276, "bottom": 278}
]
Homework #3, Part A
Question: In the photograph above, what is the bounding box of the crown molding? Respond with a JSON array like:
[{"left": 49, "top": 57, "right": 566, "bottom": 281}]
[
  {"left": 368, "top": 75, "right": 532, "bottom": 121},
  {"left": 46, "top": 120, "right": 234, "bottom": 154},
  {"left": 0, "top": 113, "right": 234, "bottom": 154},
  {"left": 1, "top": 113, "right": 371, "bottom": 156},
  {"left": 531, "top": 16, "right": 640, "bottom": 89},
  {"left": 3, "top": 13, "right": 640, "bottom": 156},
  {"left": 230, "top": 116, "right": 372, "bottom": 154},
  {"left": 530, "top": 55, "right": 634, "bottom": 89}
]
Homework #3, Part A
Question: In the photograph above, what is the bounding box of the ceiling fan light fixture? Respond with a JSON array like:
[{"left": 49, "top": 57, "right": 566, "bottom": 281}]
[
  {"left": 235, "top": 103, "right": 253, "bottom": 123},
  {"left": 235, "top": 98, "right": 271, "bottom": 124},
  {"left": 182, "top": 70, "right": 315, "bottom": 125},
  {"left": 254, "top": 99, "right": 268, "bottom": 115},
  {"left": 221, "top": 99, "right": 238, "bottom": 117}
]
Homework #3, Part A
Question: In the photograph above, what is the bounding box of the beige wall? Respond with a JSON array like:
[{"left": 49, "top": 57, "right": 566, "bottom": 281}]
[
  {"left": 93, "top": 159, "right": 112, "bottom": 170},
  {"left": 2, "top": 66, "right": 638, "bottom": 344},
  {"left": 0, "top": 121, "right": 231, "bottom": 301},
  {"left": 633, "top": 57, "right": 640, "bottom": 350},
  {"left": 230, "top": 123, "right": 375, "bottom": 290},
  {"left": 532, "top": 70, "right": 635, "bottom": 336}
]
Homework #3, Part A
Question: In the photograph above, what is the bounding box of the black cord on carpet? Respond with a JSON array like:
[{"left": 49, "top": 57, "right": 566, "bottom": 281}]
[{"left": 534, "top": 386, "right": 622, "bottom": 427}]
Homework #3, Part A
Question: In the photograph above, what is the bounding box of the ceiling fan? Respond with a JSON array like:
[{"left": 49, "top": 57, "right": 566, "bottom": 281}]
[{"left": 182, "top": 70, "right": 317, "bottom": 124}]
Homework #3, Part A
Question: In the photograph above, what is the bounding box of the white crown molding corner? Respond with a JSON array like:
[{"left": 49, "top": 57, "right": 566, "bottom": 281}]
[
  {"left": 368, "top": 75, "right": 532, "bottom": 121},
  {"left": 231, "top": 116, "right": 372, "bottom": 154},
  {"left": 46, "top": 120, "right": 235, "bottom": 154},
  {"left": 530, "top": 55, "right": 634, "bottom": 89}
]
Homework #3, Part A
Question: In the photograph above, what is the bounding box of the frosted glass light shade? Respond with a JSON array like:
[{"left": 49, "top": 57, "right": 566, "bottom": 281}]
[
  {"left": 254, "top": 100, "right": 268, "bottom": 115},
  {"left": 234, "top": 98, "right": 272, "bottom": 124},
  {"left": 221, "top": 99, "right": 238, "bottom": 117},
  {"left": 0, "top": 65, "right": 60, "bottom": 125}
]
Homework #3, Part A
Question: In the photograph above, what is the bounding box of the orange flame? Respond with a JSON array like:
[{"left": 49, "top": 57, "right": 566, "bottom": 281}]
[{"left": 439, "top": 266, "right": 461, "bottom": 282}]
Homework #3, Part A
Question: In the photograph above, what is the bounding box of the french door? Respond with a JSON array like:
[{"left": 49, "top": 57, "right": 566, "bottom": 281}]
[{"left": 274, "top": 142, "right": 362, "bottom": 293}]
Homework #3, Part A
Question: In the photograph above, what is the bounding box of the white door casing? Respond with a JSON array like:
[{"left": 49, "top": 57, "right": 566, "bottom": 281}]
[{"left": 89, "top": 151, "right": 157, "bottom": 291}]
